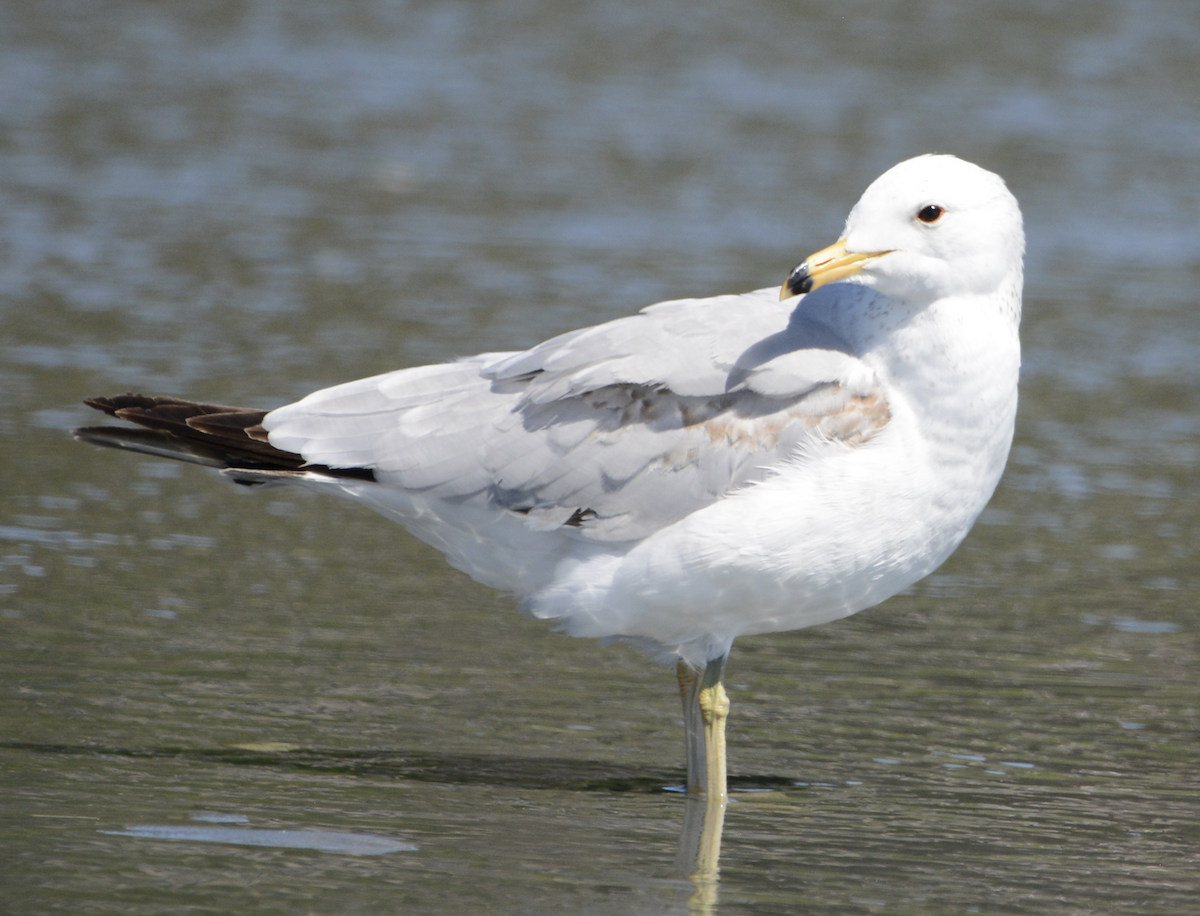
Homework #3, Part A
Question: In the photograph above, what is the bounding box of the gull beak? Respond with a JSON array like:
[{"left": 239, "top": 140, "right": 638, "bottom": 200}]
[{"left": 780, "top": 239, "right": 893, "bottom": 300}]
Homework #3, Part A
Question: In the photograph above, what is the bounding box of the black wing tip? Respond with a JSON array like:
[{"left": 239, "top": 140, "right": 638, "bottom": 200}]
[
  {"left": 83, "top": 393, "right": 194, "bottom": 415},
  {"left": 76, "top": 393, "right": 378, "bottom": 484}
]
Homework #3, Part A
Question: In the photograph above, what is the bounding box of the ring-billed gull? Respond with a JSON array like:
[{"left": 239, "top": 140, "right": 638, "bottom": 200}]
[{"left": 75, "top": 153, "right": 1023, "bottom": 870}]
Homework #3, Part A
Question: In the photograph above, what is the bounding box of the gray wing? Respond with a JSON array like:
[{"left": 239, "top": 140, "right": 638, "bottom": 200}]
[{"left": 264, "top": 287, "right": 890, "bottom": 541}]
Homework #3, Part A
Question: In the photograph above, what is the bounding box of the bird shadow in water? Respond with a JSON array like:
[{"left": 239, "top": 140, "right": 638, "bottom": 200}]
[{"left": 8, "top": 740, "right": 785, "bottom": 911}]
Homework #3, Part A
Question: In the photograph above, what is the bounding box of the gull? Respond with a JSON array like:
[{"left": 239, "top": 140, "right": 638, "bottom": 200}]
[{"left": 75, "top": 153, "right": 1023, "bottom": 885}]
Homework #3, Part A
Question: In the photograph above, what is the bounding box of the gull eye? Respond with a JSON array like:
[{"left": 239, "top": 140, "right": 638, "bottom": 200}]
[{"left": 917, "top": 204, "right": 944, "bottom": 224}]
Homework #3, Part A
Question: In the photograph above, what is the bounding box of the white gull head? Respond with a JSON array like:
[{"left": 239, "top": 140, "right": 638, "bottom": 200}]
[{"left": 842, "top": 154, "right": 1025, "bottom": 309}]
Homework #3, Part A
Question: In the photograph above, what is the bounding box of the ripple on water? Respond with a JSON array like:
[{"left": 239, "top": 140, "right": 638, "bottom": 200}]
[{"left": 100, "top": 825, "right": 416, "bottom": 856}]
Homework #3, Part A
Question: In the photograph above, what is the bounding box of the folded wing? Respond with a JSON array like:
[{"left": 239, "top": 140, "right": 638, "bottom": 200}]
[{"left": 265, "top": 287, "right": 891, "bottom": 542}]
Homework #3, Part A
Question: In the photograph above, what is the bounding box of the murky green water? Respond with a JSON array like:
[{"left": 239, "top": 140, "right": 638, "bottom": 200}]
[{"left": 3, "top": 1, "right": 1199, "bottom": 912}]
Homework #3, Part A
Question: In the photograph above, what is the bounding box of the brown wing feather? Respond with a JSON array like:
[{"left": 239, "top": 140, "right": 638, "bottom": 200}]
[{"left": 74, "top": 394, "right": 374, "bottom": 482}]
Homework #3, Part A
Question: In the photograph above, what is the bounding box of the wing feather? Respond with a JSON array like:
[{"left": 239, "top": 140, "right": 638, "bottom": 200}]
[{"left": 262, "top": 287, "right": 891, "bottom": 542}]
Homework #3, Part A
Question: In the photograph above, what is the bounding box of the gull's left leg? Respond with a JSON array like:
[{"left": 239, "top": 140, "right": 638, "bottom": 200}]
[{"left": 676, "top": 661, "right": 706, "bottom": 796}]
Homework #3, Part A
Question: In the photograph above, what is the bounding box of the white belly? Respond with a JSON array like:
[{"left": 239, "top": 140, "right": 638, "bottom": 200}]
[{"left": 533, "top": 318, "right": 1020, "bottom": 661}]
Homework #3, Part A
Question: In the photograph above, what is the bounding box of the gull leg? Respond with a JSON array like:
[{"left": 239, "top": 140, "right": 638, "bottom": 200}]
[
  {"left": 676, "top": 661, "right": 706, "bottom": 796},
  {"left": 675, "top": 655, "right": 729, "bottom": 801},
  {"left": 698, "top": 655, "right": 729, "bottom": 806},
  {"left": 674, "top": 656, "right": 730, "bottom": 914}
]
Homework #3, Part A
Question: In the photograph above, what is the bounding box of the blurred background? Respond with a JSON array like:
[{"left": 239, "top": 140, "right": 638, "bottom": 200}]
[{"left": 2, "top": 1, "right": 1198, "bottom": 913}]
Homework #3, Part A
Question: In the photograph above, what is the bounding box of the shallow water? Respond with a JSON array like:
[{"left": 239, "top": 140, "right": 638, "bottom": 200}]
[{"left": 3, "top": 1, "right": 1199, "bottom": 913}]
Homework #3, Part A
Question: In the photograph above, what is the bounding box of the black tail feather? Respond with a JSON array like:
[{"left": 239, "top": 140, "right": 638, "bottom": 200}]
[{"left": 74, "top": 394, "right": 375, "bottom": 483}]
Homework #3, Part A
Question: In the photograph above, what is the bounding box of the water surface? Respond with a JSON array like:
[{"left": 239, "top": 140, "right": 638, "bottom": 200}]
[{"left": 3, "top": 1, "right": 1199, "bottom": 913}]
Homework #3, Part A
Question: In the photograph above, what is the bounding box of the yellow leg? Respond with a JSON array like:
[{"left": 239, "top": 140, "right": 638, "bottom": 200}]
[
  {"left": 698, "top": 674, "right": 729, "bottom": 805},
  {"left": 675, "top": 656, "right": 730, "bottom": 914}
]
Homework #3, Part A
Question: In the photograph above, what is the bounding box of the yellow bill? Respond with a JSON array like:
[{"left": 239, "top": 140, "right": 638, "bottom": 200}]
[{"left": 780, "top": 239, "right": 893, "bottom": 300}]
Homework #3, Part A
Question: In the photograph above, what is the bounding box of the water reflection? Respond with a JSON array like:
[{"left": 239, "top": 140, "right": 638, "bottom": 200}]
[
  {"left": 102, "top": 824, "right": 416, "bottom": 855},
  {"left": 676, "top": 796, "right": 726, "bottom": 913}
]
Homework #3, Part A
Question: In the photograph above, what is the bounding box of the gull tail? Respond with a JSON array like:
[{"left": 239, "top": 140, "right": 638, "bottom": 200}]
[{"left": 73, "top": 394, "right": 375, "bottom": 487}]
